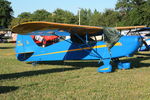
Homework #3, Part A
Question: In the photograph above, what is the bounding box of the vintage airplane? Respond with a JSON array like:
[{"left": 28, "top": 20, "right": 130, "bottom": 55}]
[
  {"left": 132, "top": 27, "right": 150, "bottom": 51},
  {"left": 12, "top": 21, "right": 145, "bottom": 73}
]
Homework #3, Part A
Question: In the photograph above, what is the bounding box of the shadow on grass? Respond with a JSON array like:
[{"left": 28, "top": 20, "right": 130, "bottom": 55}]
[
  {"left": 135, "top": 52, "right": 150, "bottom": 56},
  {"left": 1, "top": 53, "right": 150, "bottom": 80},
  {"left": 34, "top": 56, "right": 150, "bottom": 72},
  {"left": 0, "top": 60, "right": 101, "bottom": 80},
  {"left": 0, "top": 67, "right": 81, "bottom": 80},
  {"left": 119, "top": 53, "right": 150, "bottom": 69},
  {"left": 0, "top": 86, "right": 19, "bottom": 94},
  {"left": 0, "top": 47, "right": 14, "bottom": 49},
  {"left": 34, "top": 60, "right": 100, "bottom": 68}
]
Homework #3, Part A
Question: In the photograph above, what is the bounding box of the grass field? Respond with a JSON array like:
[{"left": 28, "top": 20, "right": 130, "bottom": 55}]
[{"left": 0, "top": 43, "right": 150, "bottom": 100}]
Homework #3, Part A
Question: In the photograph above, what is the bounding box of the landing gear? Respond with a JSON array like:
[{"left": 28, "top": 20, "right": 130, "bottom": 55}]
[
  {"left": 118, "top": 62, "right": 131, "bottom": 70},
  {"left": 97, "top": 64, "right": 112, "bottom": 73},
  {"left": 97, "top": 58, "right": 131, "bottom": 73},
  {"left": 112, "top": 58, "right": 131, "bottom": 70},
  {"left": 97, "top": 59, "right": 112, "bottom": 73}
]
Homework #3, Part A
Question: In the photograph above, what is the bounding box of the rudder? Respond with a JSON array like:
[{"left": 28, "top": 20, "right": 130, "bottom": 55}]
[{"left": 16, "top": 35, "right": 38, "bottom": 54}]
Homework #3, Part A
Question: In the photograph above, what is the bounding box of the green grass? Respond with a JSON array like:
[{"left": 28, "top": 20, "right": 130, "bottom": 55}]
[{"left": 1, "top": 43, "right": 150, "bottom": 100}]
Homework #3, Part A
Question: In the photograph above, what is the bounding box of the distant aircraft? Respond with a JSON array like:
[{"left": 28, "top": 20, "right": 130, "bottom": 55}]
[
  {"left": 12, "top": 21, "right": 144, "bottom": 73},
  {"left": 0, "top": 28, "right": 12, "bottom": 43},
  {"left": 120, "top": 27, "right": 150, "bottom": 51},
  {"left": 132, "top": 27, "right": 150, "bottom": 51}
]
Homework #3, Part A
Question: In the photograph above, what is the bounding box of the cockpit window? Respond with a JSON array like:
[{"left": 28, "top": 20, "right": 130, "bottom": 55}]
[
  {"left": 70, "top": 34, "right": 103, "bottom": 44},
  {"left": 31, "top": 35, "right": 60, "bottom": 47}
]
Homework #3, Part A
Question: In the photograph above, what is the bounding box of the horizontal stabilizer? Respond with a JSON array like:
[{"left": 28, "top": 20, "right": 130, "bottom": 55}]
[{"left": 16, "top": 35, "right": 38, "bottom": 54}]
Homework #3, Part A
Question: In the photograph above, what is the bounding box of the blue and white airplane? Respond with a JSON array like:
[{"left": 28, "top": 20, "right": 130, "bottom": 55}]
[{"left": 12, "top": 21, "right": 143, "bottom": 73}]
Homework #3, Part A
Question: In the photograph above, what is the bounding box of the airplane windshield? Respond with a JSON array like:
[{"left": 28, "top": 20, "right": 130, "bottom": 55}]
[
  {"left": 70, "top": 27, "right": 121, "bottom": 49},
  {"left": 103, "top": 27, "right": 122, "bottom": 49}
]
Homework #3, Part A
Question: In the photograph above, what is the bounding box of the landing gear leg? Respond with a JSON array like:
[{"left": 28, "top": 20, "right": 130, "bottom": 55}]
[
  {"left": 97, "top": 59, "right": 112, "bottom": 73},
  {"left": 118, "top": 62, "right": 131, "bottom": 70}
]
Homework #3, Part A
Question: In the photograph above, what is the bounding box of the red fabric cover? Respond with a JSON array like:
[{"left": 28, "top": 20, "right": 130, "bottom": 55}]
[{"left": 31, "top": 35, "right": 59, "bottom": 44}]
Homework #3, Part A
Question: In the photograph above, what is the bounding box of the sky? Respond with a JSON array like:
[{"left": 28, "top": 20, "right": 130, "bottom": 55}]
[{"left": 8, "top": 0, "right": 118, "bottom": 17}]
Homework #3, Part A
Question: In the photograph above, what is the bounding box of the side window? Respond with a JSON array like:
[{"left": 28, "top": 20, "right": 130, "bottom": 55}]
[
  {"left": 70, "top": 34, "right": 103, "bottom": 44},
  {"left": 90, "top": 35, "right": 103, "bottom": 41},
  {"left": 70, "top": 34, "right": 85, "bottom": 43},
  {"left": 31, "top": 35, "right": 60, "bottom": 47}
]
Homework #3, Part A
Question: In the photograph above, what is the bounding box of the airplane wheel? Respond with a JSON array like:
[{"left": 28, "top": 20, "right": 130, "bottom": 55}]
[
  {"left": 97, "top": 64, "right": 112, "bottom": 73},
  {"left": 118, "top": 62, "right": 130, "bottom": 70}
]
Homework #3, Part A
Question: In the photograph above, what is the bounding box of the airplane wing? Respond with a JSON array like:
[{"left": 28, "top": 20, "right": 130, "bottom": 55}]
[
  {"left": 12, "top": 21, "right": 103, "bottom": 36},
  {"left": 116, "top": 26, "right": 146, "bottom": 30},
  {"left": 12, "top": 21, "right": 146, "bottom": 49},
  {"left": 134, "top": 27, "right": 150, "bottom": 32},
  {"left": 12, "top": 21, "right": 146, "bottom": 36}
]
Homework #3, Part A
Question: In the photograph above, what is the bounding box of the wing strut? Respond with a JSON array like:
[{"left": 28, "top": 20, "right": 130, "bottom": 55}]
[
  {"left": 137, "top": 32, "right": 150, "bottom": 51},
  {"left": 74, "top": 33, "right": 103, "bottom": 59}
]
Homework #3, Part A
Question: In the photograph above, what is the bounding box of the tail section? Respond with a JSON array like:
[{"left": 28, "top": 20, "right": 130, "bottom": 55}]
[{"left": 16, "top": 34, "right": 38, "bottom": 54}]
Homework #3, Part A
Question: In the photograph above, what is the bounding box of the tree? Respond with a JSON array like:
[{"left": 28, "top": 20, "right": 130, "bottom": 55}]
[
  {"left": 53, "top": 8, "right": 77, "bottom": 24},
  {"left": 0, "top": 0, "right": 13, "bottom": 28},
  {"left": 10, "top": 12, "right": 33, "bottom": 28},
  {"left": 139, "top": 0, "right": 150, "bottom": 26},
  {"left": 115, "top": 0, "right": 149, "bottom": 26},
  {"left": 100, "top": 9, "right": 120, "bottom": 27},
  {"left": 18, "top": 12, "right": 32, "bottom": 19},
  {"left": 10, "top": 18, "right": 32, "bottom": 28},
  {"left": 10, "top": 0, "right": 150, "bottom": 27},
  {"left": 89, "top": 10, "right": 102, "bottom": 26},
  {"left": 31, "top": 9, "right": 50, "bottom": 21},
  {"left": 77, "top": 8, "right": 92, "bottom": 25}
]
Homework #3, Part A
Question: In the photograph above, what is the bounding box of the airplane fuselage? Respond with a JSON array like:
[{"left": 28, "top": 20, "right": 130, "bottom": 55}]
[{"left": 16, "top": 35, "right": 142, "bottom": 62}]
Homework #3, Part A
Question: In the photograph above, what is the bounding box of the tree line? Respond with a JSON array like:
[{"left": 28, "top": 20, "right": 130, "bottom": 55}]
[{"left": 1, "top": 0, "right": 150, "bottom": 28}]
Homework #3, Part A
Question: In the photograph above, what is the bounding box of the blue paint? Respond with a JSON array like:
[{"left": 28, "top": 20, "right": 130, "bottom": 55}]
[
  {"left": 111, "top": 36, "right": 142, "bottom": 58},
  {"left": 16, "top": 34, "right": 142, "bottom": 73},
  {"left": 97, "top": 59, "right": 112, "bottom": 73},
  {"left": 16, "top": 35, "right": 38, "bottom": 54},
  {"left": 118, "top": 62, "right": 131, "bottom": 70}
]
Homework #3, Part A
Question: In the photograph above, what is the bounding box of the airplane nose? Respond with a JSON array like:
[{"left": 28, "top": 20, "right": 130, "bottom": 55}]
[{"left": 119, "top": 36, "right": 143, "bottom": 56}]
